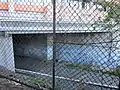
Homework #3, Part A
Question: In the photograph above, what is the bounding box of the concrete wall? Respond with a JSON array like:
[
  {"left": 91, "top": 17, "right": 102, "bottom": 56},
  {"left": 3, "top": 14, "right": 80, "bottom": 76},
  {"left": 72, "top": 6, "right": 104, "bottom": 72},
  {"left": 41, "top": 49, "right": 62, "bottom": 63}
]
[
  {"left": 0, "top": 33, "right": 15, "bottom": 71},
  {"left": 47, "top": 34, "right": 53, "bottom": 60},
  {"left": 56, "top": 33, "right": 116, "bottom": 68},
  {"left": 13, "top": 33, "right": 118, "bottom": 69},
  {"left": 56, "top": 33, "right": 111, "bottom": 44}
]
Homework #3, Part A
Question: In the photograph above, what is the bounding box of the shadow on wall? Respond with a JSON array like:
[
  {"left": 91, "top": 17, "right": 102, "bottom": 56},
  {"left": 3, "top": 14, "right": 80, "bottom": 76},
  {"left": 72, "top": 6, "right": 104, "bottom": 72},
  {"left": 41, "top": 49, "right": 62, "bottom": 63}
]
[{"left": 13, "top": 34, "right": 47, "bottom": 61}]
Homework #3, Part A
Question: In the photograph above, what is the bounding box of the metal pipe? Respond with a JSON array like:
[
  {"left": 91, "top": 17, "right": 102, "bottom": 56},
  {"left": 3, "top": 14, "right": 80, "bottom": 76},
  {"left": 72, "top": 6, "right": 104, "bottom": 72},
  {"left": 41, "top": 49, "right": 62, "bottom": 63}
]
[{"left": 52, "top": 0, "right": 56, "bottom": 90}]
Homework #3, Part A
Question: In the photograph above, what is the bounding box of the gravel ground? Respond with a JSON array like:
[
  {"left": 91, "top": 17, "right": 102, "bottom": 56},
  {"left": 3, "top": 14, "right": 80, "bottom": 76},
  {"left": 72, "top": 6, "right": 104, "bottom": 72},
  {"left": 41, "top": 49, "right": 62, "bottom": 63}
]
[{"left": 0, "top": 66, "right": 51, "bottom": 90}]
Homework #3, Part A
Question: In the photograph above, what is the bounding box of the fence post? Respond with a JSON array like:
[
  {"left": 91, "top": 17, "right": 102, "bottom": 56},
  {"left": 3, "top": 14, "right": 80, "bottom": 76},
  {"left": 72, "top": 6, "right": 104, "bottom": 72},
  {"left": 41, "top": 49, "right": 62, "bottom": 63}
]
[{"left": 52, "top": 0, "right": 56, "bottom": 90}]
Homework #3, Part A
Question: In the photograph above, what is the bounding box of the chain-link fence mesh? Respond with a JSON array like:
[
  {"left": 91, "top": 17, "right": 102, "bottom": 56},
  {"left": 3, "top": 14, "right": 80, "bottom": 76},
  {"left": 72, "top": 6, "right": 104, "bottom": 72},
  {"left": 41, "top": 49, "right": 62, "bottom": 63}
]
[{"left": 0, "top": 0, "right": 120, "bottom": 90}]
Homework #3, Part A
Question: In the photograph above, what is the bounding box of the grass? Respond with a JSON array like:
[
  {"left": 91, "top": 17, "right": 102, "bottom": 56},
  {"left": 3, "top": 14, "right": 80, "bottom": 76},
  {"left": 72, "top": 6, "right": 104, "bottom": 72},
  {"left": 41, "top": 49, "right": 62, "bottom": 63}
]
[
  {"left": 102, "top": 68, "right": 120, "bottom": 77},
  {"left": 66, "top": 63, "right": 120, "bottom": 77},
  {"left": 25, "top": 77, "right": 52, "bottom": 89},
  {"left": 66, "top": 63, "right": 93, "bottom": 71}
]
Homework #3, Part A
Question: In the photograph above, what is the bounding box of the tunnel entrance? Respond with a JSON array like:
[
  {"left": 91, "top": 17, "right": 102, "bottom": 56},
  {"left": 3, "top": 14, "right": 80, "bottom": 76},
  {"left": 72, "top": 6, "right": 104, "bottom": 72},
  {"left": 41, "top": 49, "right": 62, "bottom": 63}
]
[{"left": 13, "top": 34, "right": 48, "bottom": 72}]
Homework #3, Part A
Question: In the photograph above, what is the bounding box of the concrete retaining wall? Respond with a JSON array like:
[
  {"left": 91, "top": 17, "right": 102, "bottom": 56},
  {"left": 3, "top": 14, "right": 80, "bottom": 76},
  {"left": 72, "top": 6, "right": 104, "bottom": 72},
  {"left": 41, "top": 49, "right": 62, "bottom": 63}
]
[{"left": 0, "top": 34, "right": 15, "bottom": 71}]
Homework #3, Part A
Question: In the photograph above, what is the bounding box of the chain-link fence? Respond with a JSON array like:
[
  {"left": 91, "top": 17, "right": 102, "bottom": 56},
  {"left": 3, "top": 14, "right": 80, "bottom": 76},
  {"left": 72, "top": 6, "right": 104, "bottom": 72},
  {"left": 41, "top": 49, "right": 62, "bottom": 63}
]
[{"left": 0, "top": 0, "right": 120, "bottom": 90}]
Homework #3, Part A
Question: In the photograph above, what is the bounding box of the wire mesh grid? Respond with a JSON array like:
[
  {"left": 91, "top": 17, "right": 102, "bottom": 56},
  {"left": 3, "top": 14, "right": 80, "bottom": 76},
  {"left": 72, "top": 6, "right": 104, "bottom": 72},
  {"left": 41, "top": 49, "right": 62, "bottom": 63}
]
[{"left": 0, "top": 0, "right": 120, "bottom": 90}]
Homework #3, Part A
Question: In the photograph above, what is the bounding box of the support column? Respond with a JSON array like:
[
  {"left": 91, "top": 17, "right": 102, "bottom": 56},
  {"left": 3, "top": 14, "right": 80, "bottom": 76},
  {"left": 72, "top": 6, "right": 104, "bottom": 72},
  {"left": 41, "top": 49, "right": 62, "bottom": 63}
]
[
  {"left": 0, "top": 32, "right": 15, "bottom": 72},
  {"left": 47, "top": 34, "right": 53, "bottom": 60}
]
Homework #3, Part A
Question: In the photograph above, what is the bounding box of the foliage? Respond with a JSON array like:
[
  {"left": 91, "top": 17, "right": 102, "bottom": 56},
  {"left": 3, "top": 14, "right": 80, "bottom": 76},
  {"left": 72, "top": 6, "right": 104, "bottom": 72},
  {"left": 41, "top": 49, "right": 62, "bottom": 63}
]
[
  {"left": 102, "top": 66, "right": 120, "bottom": 77},
  {"left": 93, "top": 1, "right": 120, "bottom": 30},
  {"left": 104, "top": 2, "right": 120, "bottom": 22},
  {"left": 91, "top": 1, "right": 120, "bottom": 76},
  {"left": 25, "top": 77, "right": 52, "bottom": 89},
  {"left": 92, "top": 1, "right": 120, "bottom": 76},
  {"left": 66, "top": 63, "right": 120, "bottom": 77},
  {"left": 66, "top": 63, "right": 93, "bottom": 70}
]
